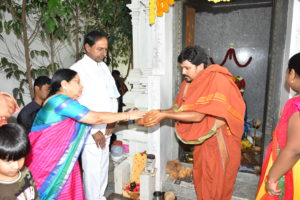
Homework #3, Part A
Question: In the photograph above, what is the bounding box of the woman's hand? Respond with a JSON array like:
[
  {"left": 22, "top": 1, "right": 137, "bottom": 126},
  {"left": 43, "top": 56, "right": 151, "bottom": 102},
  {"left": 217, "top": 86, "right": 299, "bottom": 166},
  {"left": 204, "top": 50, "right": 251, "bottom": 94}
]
[
  {"left": 266, "top": 179, "right": 281, "bottom": 196},
  {"left": 81, "top": 109, "right": 145, "bottom": 125},
  {"left": 127, "top": 110, "right": 146, "bottom": 120}
]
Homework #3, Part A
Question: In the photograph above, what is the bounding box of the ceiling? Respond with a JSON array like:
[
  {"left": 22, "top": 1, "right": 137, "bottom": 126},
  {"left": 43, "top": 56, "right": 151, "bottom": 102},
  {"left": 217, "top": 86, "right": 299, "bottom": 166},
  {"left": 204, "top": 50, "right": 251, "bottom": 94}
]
[{"left": 184, "top": 0, "right": 273, "bottom": 12}]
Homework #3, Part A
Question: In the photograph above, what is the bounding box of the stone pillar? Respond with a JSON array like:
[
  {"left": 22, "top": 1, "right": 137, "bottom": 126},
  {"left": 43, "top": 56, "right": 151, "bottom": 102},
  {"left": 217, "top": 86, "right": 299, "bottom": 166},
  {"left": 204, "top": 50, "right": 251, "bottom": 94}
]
[
  {"left": 263, "top": 0, "right": 289, "bottom": 149},
  {"left": 173, "top": 1, "right": 184, "bottom": 97},
  {"left": 173, "top": 1, "right": 183, "bottom": 159}
]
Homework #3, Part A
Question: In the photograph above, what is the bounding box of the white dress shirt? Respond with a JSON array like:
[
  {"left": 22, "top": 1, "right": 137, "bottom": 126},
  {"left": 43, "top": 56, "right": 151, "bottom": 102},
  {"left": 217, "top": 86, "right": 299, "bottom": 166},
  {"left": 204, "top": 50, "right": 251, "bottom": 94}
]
[{"left": 71, "top": 55, "right": 120, "bottom": 139}]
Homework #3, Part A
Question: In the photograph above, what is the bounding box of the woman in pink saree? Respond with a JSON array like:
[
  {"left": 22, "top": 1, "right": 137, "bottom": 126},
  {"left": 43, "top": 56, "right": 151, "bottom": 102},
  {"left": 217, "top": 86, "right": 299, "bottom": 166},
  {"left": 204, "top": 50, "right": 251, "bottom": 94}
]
[
  {"left": 256, "top": 53, "right": 300, "bottom": 199},
  {"left": 25, "top": 69, "right": 144, "bottom": 200}
]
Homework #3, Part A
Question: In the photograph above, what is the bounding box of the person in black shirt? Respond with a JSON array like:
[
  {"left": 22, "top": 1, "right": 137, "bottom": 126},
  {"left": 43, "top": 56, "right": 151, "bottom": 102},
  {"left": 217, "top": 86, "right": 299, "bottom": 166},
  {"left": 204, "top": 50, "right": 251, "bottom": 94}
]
[{"left": 17, "top": 76, "right": 50, "bottom": 133}]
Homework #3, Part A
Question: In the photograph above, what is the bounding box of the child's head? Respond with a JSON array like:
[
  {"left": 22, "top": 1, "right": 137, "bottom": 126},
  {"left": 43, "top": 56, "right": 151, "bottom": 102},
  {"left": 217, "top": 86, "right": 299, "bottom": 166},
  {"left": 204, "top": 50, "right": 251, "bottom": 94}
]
[
  {"left": 287, "top": 52, "right": 300, "bottom": 92},
  {"left": 0, "top": 123, "right": 30, "bottom": 179}
]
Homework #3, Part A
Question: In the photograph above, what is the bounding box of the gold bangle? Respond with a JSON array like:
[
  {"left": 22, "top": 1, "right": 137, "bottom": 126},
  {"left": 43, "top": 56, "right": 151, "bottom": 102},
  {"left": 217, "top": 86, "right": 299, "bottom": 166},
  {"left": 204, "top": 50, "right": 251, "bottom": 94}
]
[{"left": 127, "top": 113, "right": 130, "bottom": 121}]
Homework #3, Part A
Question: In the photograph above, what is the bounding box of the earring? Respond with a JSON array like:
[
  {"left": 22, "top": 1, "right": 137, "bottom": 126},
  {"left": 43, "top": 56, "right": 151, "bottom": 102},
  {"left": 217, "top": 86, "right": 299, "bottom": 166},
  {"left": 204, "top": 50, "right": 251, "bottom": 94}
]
[{"left": 63, "top": 87, "right": 67, "bottom": 90}]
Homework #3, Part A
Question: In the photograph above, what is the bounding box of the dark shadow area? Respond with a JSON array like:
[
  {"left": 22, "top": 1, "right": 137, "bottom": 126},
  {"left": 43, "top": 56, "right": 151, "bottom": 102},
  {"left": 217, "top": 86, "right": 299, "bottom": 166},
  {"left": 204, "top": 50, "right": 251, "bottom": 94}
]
[{"left": 185, "top": 0, "right": 272, "bottom": 13}]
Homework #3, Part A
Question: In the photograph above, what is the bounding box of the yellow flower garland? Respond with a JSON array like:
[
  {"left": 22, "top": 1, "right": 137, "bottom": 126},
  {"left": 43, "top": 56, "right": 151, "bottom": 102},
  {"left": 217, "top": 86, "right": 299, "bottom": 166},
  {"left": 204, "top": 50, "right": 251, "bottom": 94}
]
[
  {"left": 156, "top": 0, "right": 165, "bottom": 17},
  {"left": 149, "top": 0, "right": 175, "bottom": 24},
  {"left": 149, "top": 0, "right": 230, "bottom": 24},
  {"left": 169, "top": 0, "right": 174, "bottom": 5},
  {"left": 162, "top": 0, "right": 169, "bottom": 12},
  {"left": 149, "top": 0, "right": 156, "bottom": 24}
]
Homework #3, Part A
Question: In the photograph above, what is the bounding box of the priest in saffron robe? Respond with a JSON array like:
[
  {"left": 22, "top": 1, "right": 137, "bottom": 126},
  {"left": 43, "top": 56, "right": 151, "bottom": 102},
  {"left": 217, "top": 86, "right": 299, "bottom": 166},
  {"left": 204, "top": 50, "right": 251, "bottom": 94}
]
[{"left": 143, "top": 46, "right": 245, "bottom": 200}]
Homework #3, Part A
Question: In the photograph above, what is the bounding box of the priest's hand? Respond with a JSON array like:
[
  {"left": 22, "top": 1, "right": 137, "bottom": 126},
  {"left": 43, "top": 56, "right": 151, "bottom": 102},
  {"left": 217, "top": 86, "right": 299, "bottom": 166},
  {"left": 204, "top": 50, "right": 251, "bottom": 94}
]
[
  {"left": 135, "top": 118, "right": 145, "bottom": 126},
  {"left": 143, "top": 110, "right": 164, "bottom": 127},
  {"left": 92, "top": 131, "right": 106, "bottom": 149}
]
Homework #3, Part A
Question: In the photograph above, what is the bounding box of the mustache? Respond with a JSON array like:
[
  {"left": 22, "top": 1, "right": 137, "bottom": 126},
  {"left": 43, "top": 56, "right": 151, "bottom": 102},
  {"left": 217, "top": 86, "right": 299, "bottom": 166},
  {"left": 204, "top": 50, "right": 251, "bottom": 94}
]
[{"left": 183, "top": 75, "right": 192, "bottom": 83}]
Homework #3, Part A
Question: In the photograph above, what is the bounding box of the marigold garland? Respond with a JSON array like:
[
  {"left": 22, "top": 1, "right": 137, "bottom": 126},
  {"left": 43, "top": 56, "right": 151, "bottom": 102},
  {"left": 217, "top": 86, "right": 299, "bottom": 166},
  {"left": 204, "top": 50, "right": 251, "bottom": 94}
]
[
  {"left": 156, "top": 0, "right": 165, "bottom": 17},
  {"left": 149, "top": 0, "right": 229, "bottom": 24},
  {"left": 150, "top": 0, "right": 175, "bottom": 24},
  {"left": 162, "top": 0, "right": 169, "bottom": 12}
]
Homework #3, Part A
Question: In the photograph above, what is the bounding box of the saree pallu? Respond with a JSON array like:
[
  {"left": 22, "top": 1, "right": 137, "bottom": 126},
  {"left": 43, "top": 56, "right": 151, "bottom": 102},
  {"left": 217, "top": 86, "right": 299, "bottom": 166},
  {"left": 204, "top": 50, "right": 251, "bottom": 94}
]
[
  {"left": 25, "top": 95, "right": 91, "bottom": 200},
  {"left": 256, "top": 96, "right": 300, "bottom": 200}
]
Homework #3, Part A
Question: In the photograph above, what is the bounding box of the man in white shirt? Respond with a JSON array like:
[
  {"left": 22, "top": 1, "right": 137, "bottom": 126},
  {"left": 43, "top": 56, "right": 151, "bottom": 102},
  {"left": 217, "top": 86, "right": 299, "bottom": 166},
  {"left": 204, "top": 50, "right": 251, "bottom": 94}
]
[{"left": 70, "top": 30, "right": 120, "bottom": 200}]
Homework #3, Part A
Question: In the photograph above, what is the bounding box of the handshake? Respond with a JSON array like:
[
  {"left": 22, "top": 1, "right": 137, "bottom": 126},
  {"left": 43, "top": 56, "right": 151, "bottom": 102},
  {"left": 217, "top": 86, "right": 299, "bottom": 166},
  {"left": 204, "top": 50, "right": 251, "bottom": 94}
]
[{"left": 135, "top": 110, "right": 164, "bottom": 127}]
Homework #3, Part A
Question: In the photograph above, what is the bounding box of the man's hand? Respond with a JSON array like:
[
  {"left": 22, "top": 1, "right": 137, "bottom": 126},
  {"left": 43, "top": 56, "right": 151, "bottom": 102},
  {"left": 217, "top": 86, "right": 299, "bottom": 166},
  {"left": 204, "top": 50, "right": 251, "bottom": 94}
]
[
  {"left": 92, "top": 131, "right": 106, "bottom": 149},
  {"left": 143, "top": 110, "right": 164, "bottom": 127},
  {"left": 105, "top": 122, "right": 116, "bottom": 136}
]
